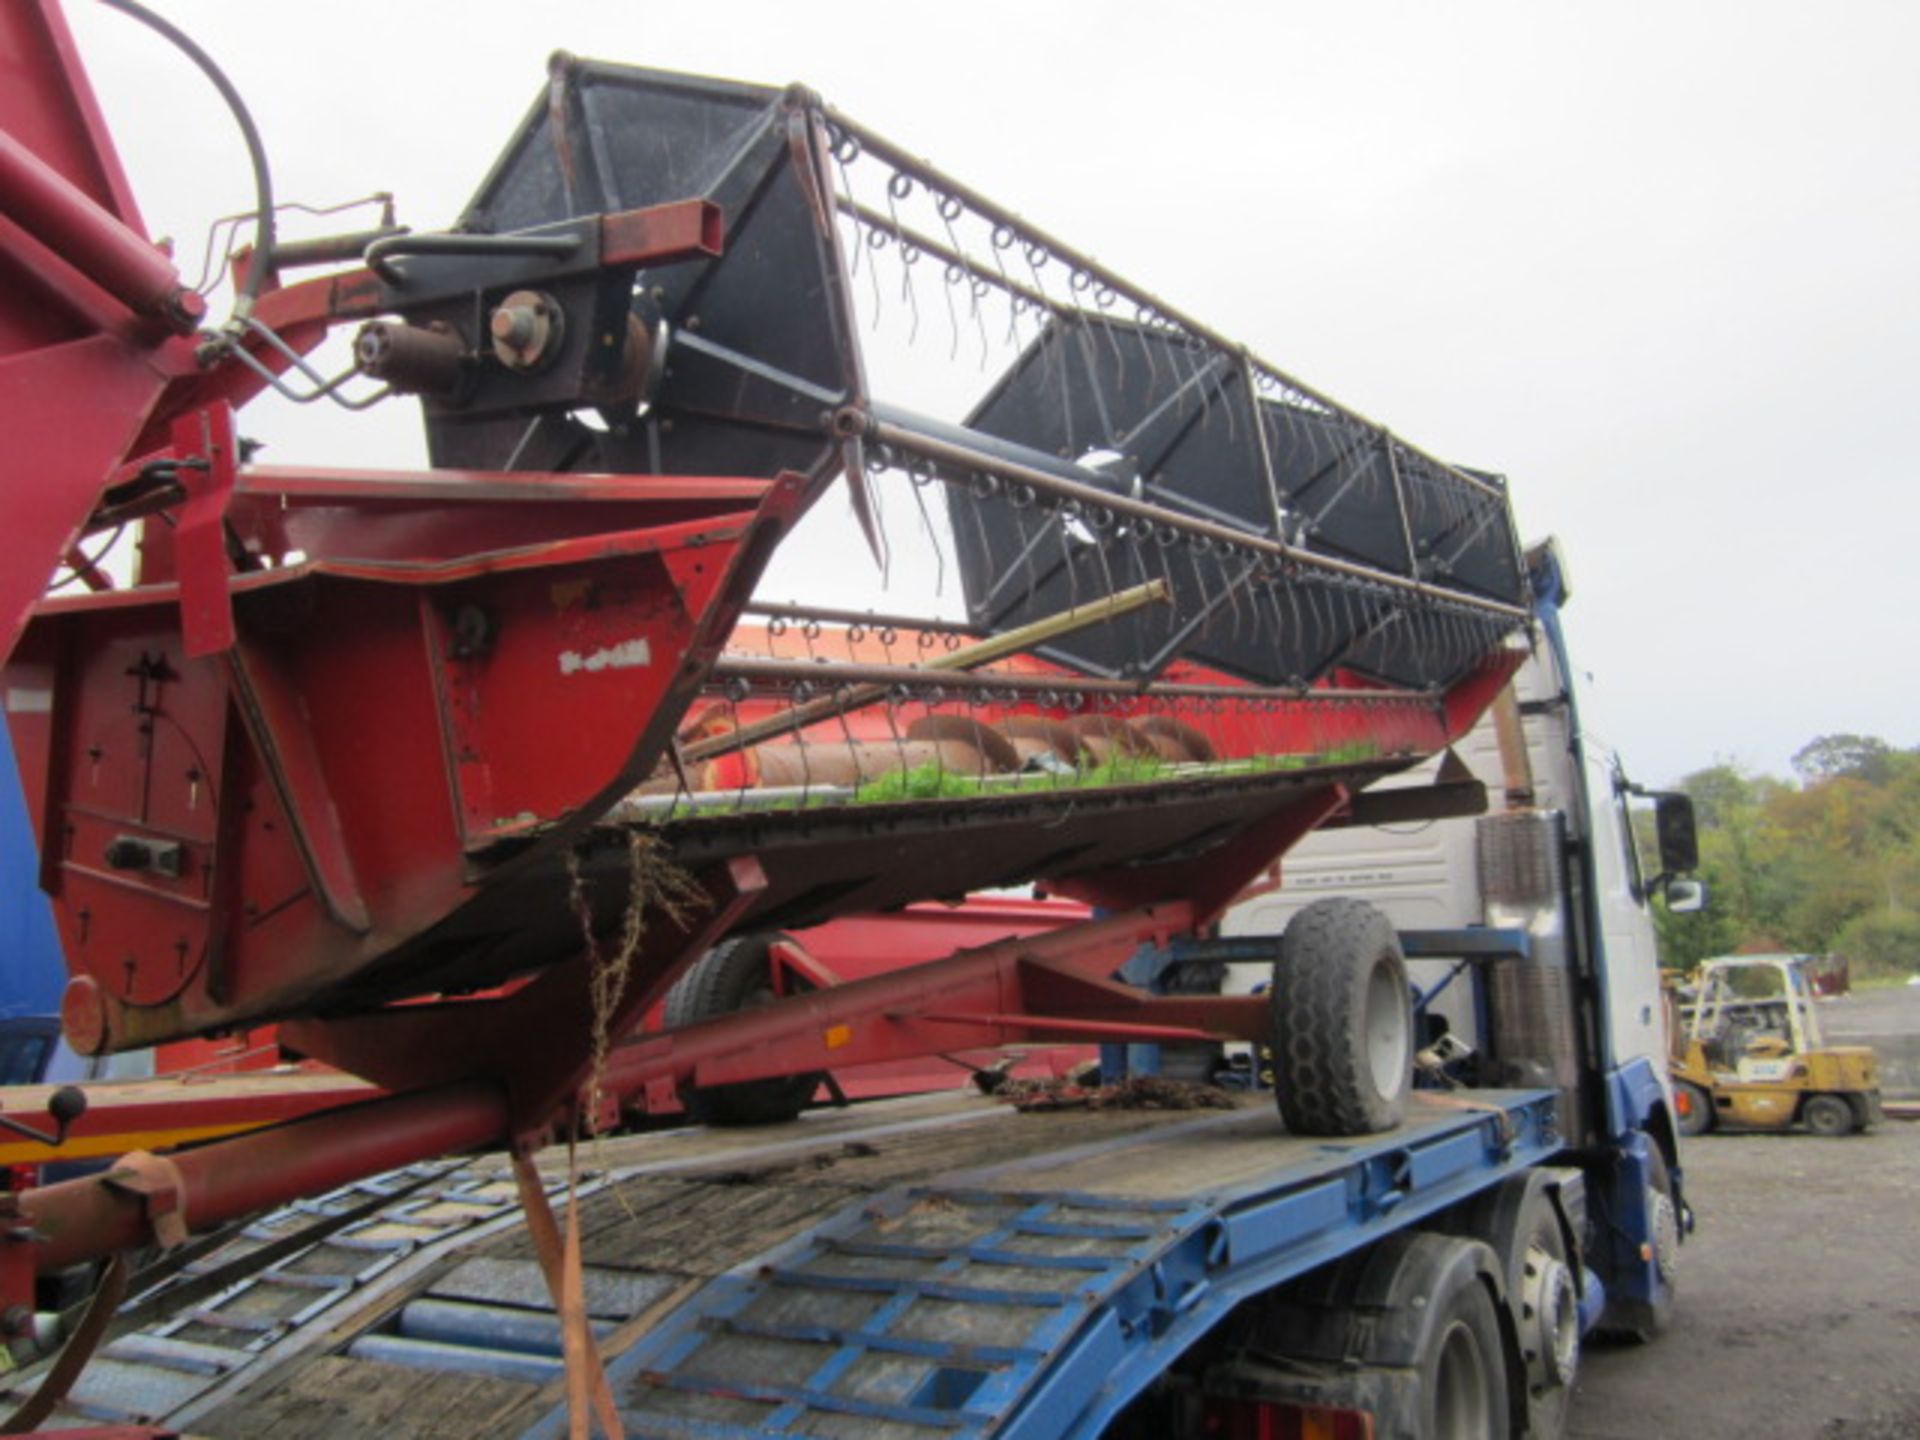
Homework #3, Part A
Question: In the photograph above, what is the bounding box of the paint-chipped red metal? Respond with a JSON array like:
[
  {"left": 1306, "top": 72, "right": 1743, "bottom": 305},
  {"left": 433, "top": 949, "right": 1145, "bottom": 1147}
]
[{"left": 599, "top": 199, "right": 725, "bottom": 266}]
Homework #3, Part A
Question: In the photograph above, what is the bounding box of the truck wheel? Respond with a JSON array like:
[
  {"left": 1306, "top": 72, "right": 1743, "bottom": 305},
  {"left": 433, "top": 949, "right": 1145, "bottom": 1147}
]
[
  {"left": 1208, "top": 1232, "right": 1512, "bottom": 1439},
  {"left": 662, "top": 933, "right": 823, "bottom": 1126},
  {"left": 1361, "top": 1233, "right": 1514, "bottom": 1440},
  {"left": 1434, "top": 1173, "right": 1579, "bottom": 1439},
  {"left": 1421, "top": 1269, "right": 1510, "bottom": 1440},
  {"left": 1269, "top": 898, "right": 1412, "bottom": 1136},
  {"left": 1801, "top": 1093, "right": 1855, "bottom": 1137},
  {"left": 1673, "top": 1080, "right": 1714, "bottom": 1138},
  {"left": 1625, "top": 1141, "right": 1680, "bottom": 1342}
]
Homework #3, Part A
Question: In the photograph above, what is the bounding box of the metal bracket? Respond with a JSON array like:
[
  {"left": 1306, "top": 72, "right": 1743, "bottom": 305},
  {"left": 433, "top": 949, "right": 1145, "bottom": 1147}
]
[{"left": 169, "top": 403, "right": 240, "bottom": 658}]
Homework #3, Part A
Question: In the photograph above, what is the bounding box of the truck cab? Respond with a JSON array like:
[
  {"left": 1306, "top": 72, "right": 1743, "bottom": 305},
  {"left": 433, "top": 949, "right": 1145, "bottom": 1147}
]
[{"left": 1225, "top": 540, "right": 1690, "bottom": 1135}]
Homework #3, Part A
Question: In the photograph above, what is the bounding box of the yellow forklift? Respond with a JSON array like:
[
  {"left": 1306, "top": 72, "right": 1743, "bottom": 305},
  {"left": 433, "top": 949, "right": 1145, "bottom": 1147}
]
[{"left": 1670, "top": 954, "right": 1883, "bottom": 1136}]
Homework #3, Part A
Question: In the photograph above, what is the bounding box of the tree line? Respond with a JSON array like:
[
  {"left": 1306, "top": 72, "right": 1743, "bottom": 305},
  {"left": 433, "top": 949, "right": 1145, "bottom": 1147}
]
[{"left": 1656, "top": 733, "right": 1920, "bottom": 979}]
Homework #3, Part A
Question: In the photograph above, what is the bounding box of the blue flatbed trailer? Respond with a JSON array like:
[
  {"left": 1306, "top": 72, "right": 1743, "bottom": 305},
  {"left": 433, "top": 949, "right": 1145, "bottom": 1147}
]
[
  {"left": 534, "top": 1089, "right": 1567, "bottom": 1440},
  {"left": 0, "top": 1074, "right": 1676, "bottom": 1439}
]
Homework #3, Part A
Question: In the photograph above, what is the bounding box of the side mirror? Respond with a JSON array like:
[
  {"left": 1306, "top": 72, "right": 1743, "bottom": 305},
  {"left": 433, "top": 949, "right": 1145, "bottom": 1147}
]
[
  {"left": 1654, "top": 792, "right": 1699, "bottom": 875},
  {"left": 1664, "top": 877, "right": 1707, "bottom": 915}
]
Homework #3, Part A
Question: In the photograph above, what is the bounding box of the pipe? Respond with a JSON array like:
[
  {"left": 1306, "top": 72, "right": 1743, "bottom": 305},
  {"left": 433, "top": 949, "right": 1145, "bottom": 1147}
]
[
  {"left": 616, "top": 784, "right": 854, "bottom": 816},
  {"left": 688, "top": 580, "right": 1170, "bottom": 763},
  {"left": 863, "top": 414, "right": 1529, "bottom": 623},
  {"left": 364, "top": 231, "right": 581, "bottom": 283},
  {"left": 17, "top": 1081, "right": 507, "bottom": 1273},
  {"left": 393, "top": 1297, "right": 612, "bottom": 1356},
  {"left": 347, "top": 1333, "right": 562, "bottom": 1385},
  {"left": 1490, "top": 684, "right": 1536, "bottom": 808},
  {"left": 97, "top": 0, "right": 277, "bottom": 324},
  {"left": 271, "top": 225, "right": 407, "bottom": 270},
  {"left": 743, "top": 600, "right": 983, "bottom": 636}
]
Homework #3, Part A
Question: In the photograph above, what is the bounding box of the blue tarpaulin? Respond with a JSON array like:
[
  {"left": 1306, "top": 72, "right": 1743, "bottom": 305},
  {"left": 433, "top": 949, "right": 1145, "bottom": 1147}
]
[{"left": 0, "top": 714, "right": 61, "bottom": 1017}]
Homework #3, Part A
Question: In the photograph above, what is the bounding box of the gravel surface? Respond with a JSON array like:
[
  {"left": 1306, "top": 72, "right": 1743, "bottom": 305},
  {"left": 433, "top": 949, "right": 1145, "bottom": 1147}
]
[{"left": 1570, "top": 1115, "right": 1920, "bottom": 1439}]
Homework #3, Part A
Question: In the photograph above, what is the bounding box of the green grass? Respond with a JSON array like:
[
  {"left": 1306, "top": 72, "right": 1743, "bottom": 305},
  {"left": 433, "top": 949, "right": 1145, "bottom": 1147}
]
[
  {"left": 846, "top": 741, "right": 1381, "bottom": 807},
  {"left": 848, "top": 763, "right": 990, "bottom": 804},
  {"left": 656, "top": 739, "right": 1388, "bottom": 818},
  {"left": 850, "top": 753, "right": 1173, "bottom": 806}
]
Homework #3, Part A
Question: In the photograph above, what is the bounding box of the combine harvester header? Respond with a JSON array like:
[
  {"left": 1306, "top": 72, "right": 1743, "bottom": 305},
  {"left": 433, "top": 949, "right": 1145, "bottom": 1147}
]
[{"left": 0, "top": 0, "right": 1543, "bottom": 1393}]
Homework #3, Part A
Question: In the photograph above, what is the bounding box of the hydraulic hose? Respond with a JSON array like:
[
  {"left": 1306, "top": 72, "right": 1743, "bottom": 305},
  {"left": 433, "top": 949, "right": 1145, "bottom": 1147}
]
[{"left": 95, "top": 0, "right": 276, "bottom": 339}]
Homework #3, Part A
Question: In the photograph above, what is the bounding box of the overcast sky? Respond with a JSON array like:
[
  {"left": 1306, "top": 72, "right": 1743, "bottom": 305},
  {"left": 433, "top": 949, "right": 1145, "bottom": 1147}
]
[{"left": 64, "top": 0, "right": 1919, "bottom": 787}]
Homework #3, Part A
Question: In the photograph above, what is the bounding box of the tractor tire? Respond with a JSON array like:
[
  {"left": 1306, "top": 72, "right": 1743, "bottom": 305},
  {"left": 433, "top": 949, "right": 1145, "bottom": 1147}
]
[
  {"left": 1673, "top": 1080, "right": 1714, "bottom": 1138},
  {"left": 662, "top": 933, "right": 823, "bottom": 1127},
  {"left": 1801, "top": 1093, "right": 1855, "bottom": 1138},
  {"left": 1269, "top": 897, "right": 1413, "bottom": 1137}
]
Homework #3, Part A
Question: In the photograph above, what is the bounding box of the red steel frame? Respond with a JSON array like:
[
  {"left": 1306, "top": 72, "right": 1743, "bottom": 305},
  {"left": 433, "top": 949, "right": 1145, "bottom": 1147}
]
[
  {"left": 0, "top": 1073, "right": 379, "bottom": 1176},
  {"left": 742, "top": 898, "right": 1098, "bottom": 1104},
  {"left": 0, "top": 0, "right": 1525, "bottom": 1330}
]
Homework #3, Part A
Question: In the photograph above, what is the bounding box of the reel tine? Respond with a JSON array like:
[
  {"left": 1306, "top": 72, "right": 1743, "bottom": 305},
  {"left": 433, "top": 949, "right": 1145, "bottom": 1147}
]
[{"left": 840, "top": 434, "right": 889, "bottom": 572}]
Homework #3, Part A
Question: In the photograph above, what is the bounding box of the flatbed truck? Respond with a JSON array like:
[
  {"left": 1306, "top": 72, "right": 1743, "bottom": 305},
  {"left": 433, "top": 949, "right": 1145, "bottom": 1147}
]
[{"left": 0, "top": 542, "right": 1696, "bottom": 1439}]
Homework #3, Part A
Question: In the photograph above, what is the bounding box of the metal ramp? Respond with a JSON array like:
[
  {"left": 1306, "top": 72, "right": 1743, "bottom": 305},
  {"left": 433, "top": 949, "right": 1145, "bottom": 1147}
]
[
  {"left": 519, "top": 1089, "right": 1563, "bottom": 1440},
  {"left": 7, "top": 1095, "right": 1025, "bottom": 1436},
  {"left": 2, "top": 1159, "right": 533, "bottom": 1429},
  {"left": 528, "top": 1186, "right": 1216, "bottom": 1440}
]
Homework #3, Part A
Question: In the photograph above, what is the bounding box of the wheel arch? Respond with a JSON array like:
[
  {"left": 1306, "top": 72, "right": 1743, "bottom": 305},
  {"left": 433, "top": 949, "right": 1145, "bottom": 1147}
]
[
  {"left": 1605, "top": 1055, "right": 1681, "bottom": 1183},
  {"left": 1644, "top": 1097, "right": 1680, "bottom": 1176}
]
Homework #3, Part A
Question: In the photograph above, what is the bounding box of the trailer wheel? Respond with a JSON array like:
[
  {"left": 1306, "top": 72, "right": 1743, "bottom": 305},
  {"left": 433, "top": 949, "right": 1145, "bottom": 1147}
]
[
  {"left": 1269, "top": 898, "right": 1412, "bottom": 1136},
  {"left": 662, "top": 933, "right": 823, "bottom": 1126},
  {"left": 1801, "top": 1093, "right": 1855, "bottom": 1137},
  {"left": 1673, "top": 1080, "right": 1714, "bottom": 1138}
]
